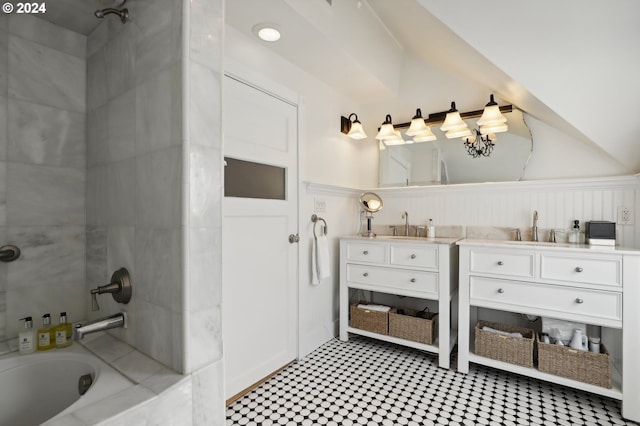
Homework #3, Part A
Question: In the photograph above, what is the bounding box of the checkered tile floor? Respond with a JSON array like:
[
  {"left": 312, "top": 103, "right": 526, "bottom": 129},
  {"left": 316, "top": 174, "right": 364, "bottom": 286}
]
[{"left": 226, "top": 336, "right": 636, "bottom": 425}]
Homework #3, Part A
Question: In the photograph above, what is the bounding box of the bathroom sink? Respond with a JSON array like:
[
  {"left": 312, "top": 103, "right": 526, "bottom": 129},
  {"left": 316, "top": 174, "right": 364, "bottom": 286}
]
[
  {"left": 486, "top": 240, "right": 574, "bottom": 248},
  {"left": 374, "top": 235, "right": 430, "bottom": 241}
]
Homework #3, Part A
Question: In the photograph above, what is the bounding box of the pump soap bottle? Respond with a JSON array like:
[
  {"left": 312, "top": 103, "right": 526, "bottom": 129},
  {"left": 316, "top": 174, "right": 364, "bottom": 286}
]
[
  {"left": 37, "top": 313, "right": 55, "bottom": 351},
  {"left": 19, "top": 316, "right": 36, "bottom": 354},
  {"left": 55, "top": 312, "right": 72, "bottom": 348},
  {"left": 569, "top": 220, "right": 581, "bottom": 244},
  {"left": 427, "top": 219, "right": 435, "bottom": 238}
]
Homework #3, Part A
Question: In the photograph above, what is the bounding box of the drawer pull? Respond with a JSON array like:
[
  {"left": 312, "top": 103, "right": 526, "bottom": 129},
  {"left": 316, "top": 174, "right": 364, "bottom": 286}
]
[
  {"left": 575, "top": 298, "right": 584, "bottom": 304},
  {"left": 363, "top": 272, "right": 369, "bottom": 277},
  {"left": 497, "top": 288, "right": 505, "bottom": 294},
  {"left": 575, "top": 267, "right": 584, "bottom": 272},
  {"left": 410, "top": 278, "right": 416, "bottom": 283},
  {"left": 363, "top": 250, "right": 369, "bottom": 255},
  {"left": 497, "top": 261, "right": 504, "bottom": 266},
  {"left": 410, "top": 254, "right": 416, "bottom": 259}
]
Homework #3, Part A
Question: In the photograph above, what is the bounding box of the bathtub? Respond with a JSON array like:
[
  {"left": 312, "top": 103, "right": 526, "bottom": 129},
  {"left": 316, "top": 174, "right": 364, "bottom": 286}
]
[{"left": 0, "top": 344, "right": 133, "bottom": 426}]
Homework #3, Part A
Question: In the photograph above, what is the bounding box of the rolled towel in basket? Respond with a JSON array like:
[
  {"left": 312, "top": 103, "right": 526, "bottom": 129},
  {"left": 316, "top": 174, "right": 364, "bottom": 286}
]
[
  {"left": 357, "top": 304, "right": 391, "bottom": 312},
  {"left": 482, "top": 326, "right": 523, "bottom": 338}
]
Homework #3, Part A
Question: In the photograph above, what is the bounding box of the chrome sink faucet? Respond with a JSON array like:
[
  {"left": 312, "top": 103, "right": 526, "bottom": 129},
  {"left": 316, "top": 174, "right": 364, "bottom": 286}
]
[
  {"left": 532, "top": 210, "right": 539, "bottom": 242},
  {"left": 401, "top": 211, "right": 409, "bottom": 236}
]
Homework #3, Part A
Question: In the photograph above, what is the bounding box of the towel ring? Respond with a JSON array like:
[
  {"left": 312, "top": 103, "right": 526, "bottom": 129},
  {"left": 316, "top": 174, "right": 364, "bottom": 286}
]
[{"left": 311, "top": 214, "right": 328, "bottom": 238}]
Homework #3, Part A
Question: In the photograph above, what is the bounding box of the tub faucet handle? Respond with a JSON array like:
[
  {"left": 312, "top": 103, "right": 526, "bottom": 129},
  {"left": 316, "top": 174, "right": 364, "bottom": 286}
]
[{"left": 90, "top": 268, "right": 132, "bottom": 312}]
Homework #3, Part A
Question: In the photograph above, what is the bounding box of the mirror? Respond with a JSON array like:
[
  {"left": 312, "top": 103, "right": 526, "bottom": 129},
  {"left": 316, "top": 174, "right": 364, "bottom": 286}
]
[
  {"left": 358, "top": 192, "right": 383, "bottom": 237},
  {"left": 379, "top": 108, "right": 532, "bottom": 186},
  {"left": 359, "top": 192, "right": 384, "bottom": 212}
]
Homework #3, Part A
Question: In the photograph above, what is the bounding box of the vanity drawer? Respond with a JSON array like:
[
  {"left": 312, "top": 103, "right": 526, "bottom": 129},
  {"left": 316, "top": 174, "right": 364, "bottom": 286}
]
[
  {"left": 540, "top": 253, "right": 622, "bottom": 288},
  {"left": 469, "top": 248, "right": 535, "bottom": 279},
  {"left": 470, "top": 277, "right": 622, "bottom": 325},
  {"left": 346, "top": 264, "right": 438, "bottom": 297},
  {"left": 390, "top": 244, "right": 438, "bottom": 269},
  {"left": 345, "top": 242, "right": 387, "bottom": 264}
]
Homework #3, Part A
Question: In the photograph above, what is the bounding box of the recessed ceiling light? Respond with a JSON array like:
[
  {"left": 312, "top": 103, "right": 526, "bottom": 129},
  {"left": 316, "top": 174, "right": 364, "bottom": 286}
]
[{"left": 253, "top": 23, "right": 281, "bottom": 42}]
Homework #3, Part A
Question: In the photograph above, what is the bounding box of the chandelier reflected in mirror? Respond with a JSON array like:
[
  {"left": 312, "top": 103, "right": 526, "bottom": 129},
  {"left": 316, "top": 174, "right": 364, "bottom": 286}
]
[{"left": 463, "top": 129, "right": 495, "bottom": 158}]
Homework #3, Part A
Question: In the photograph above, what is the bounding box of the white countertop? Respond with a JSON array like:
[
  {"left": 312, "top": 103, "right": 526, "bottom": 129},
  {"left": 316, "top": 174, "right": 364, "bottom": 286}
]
[
  {"left": 340, "top": 235, "right": 461, "bottom": 245},
  {"left": 457, "top": 238, "right": 640, "bottom": 255}
]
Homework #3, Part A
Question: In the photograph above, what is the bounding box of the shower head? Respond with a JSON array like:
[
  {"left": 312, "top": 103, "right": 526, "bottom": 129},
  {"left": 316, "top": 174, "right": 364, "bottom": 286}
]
[{"left": 94, "top": 0, "right": 128, "bottom": 23}]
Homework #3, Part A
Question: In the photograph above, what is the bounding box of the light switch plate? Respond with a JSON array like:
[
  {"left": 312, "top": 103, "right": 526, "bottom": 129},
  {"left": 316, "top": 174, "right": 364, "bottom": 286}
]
[{"left": 314, "top": 198, "right": 326, "bottom": 213}]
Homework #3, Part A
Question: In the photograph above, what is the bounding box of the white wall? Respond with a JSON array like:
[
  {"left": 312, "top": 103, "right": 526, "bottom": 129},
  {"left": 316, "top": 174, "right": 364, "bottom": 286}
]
[{"left": 225, "top": 26, "right": 377, "bottom": 190}]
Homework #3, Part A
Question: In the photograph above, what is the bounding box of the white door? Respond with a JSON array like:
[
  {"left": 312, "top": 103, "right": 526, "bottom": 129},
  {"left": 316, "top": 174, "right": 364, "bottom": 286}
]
[{"left": 222, "top": 75, "right": 298, "bottom": 400}]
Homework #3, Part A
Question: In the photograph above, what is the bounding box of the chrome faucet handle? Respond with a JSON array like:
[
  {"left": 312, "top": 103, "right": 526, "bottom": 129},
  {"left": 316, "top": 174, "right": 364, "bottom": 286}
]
[
  {"left": 388, "top": 225, "right": 398, "bottom": 236},
  {"left": 549, "top": 229, "right": 557, "bottom": 243},
  {"left": 514, "top": 228, "right": 522, "bottom": 241},
  {"left": 90, "top": 268, "right": 132, "bottom": 312},
  {"left": 416, "top": 226, "right": 426, "bottom": 237}
]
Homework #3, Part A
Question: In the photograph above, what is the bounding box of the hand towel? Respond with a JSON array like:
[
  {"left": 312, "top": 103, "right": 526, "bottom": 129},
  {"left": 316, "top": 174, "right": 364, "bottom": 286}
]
[
  {"left": 312, "top": 234, "right": 331, "bottom": 285},
  {"left": 357, "top": 304, "right": 391, "bottom": 312}
]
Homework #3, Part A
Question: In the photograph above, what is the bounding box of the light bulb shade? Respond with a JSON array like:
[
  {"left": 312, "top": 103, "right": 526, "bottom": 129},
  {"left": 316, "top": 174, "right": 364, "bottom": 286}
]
[
  {"left": 375, "top": 114, "right": 396, "bottom": 140},
  {"left": 378, "top": 140, "right": 386, "bottom": 150},
  {"left": 412, "top": 126, "right": 437, "bottom": 142},
  {"left": 440, "top": 102, "right": 468, "bottom": 132},
  {"left": 406, "top": 108, "right": 429, "bottom": 136},
  {"left": 346, "top": 120, "right": 367, "bottom": 140},
  {"left": 383, "top": 130, "right": 405, "bottom": 145},
  {"left": 477, "top": 104, "right": 507, "bottom": 127},
  {"left": 480, "top": 123, "right": 508, "bottom": 135},
  {"left": 445, "top": 127, "right": 472, "bottom": 139}
]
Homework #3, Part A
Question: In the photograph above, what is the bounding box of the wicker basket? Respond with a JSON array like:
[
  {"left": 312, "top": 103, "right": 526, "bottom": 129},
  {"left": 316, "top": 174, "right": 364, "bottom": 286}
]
[
  {"left": 349, "top": 303, "right": 389, "bottom": 335},
  {"left": 537, "top": 334, "right": 612, "bottom": 388},
  {"left": 474, "top": 321, "right": 535, "bottom": 368},
  {"left": 389, "top": 308, "right": 438, "bottom": 345}
]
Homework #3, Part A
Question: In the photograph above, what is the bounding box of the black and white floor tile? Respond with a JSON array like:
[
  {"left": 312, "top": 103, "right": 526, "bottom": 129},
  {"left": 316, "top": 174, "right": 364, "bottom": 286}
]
[{"left": 226, "top": 336, "right": 636, "bottom": 426}]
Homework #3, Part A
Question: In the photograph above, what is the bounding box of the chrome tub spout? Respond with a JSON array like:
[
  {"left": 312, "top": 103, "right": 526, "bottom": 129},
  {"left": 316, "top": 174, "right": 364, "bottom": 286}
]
[{"left": 73, "top": 312, "right": 126, "bottom": 340}]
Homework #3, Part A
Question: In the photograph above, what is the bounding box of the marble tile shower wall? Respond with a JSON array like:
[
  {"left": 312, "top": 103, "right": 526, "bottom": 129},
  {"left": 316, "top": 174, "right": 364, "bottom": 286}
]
[
  {"left": 85, "top": 0, "right": 185, "bottom": 372},
  {"left": 0, "top": 15, "right": 87, "bottom": 341}
]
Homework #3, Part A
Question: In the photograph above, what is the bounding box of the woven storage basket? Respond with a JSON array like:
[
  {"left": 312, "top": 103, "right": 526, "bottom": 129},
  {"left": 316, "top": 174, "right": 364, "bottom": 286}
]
[
  {"left": 350, "top": 303, "right": 389, "bottom": 335},
  {"left": 389, "top": 308, "right": 438, "bottom": 345},
  {"left": 474, "top": 321, "right": 534, "bottom": 368},
  {"left": 537, "top": 334, "right": 612, "bottom": 388}
]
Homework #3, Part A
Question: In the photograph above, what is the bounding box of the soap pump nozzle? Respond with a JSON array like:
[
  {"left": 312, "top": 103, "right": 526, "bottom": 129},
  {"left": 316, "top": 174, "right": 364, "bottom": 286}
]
[{"left": 20, "top": 316, "right": 33, "bottom": 328}]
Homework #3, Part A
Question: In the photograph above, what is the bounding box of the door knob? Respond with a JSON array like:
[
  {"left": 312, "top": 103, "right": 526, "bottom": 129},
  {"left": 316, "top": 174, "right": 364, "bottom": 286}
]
[{"left": 288, "top": 234, "right": 299, "bottom": 243}]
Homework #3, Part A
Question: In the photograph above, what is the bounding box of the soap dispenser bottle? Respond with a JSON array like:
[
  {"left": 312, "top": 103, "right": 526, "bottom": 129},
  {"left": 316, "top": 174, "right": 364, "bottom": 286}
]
[
  {"left": 427, "top": 219, "right": 435, "bottom": 238},
  {"left": 37, "top": 313, "right": 55, "bottom": 351},
  {"left": 568, "top": 220, "right": 581, "bottom": 244},
  {"left": 19, "top": 316, "right": 36, "bottom": 354},
  {"left": 54, "top": 312, "right": 72, "bottom": 348}
]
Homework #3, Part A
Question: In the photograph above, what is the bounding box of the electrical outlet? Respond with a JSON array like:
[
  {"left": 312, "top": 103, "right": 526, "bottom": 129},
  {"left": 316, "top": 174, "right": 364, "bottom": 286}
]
[
  {"left": 314, "top": 198, "right": 327, "bottom": 213},
  {"left": 617, "top": 206, "right": 633, "bottom": 225}
]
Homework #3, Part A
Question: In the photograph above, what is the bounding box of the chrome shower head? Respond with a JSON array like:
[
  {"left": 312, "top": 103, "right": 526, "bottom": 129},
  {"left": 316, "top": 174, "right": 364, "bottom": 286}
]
[{"left": 94, "top": 0, "right": 128, "bottom": 23}]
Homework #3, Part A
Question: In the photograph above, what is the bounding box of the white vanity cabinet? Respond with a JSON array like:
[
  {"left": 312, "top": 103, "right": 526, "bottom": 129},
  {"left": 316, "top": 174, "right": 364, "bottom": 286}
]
[
  {"left": 457, "top": 240, "right": 640, "bottom": 422},
  {"left": 339, "top": 237, "right": 459, "bottom": 369}
]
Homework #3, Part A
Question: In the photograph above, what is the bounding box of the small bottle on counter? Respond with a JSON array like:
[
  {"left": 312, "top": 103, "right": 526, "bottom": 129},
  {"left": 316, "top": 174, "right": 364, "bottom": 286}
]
[
  {"left": 54, "top": 312, "right": 72, "bottom": 348},
  {"left": 37, "top": 313, "right": 55, "bottom": 351},
  {"left": 568, "top": 220, "right": 581, "bottom": 244},
  {"left": 427, "top": 219, "right": 435, "bottom": 238},
  {"left": 18, "top": 316, "right": 36, "bottom": 354}
]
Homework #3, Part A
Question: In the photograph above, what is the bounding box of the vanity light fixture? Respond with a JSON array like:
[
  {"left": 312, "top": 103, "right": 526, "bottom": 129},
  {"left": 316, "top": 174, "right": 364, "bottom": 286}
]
[
  {"left": 340, "top": 113, "right": 367, "bottom": 140},
  {"left": 382, "top": 130, "right": 406, "bottom": 146},
  {"left": 463, "top": 128, "right": 495, "bottom": 158},
  {"left": 375, "top": 114, "right": 396, "bottom": 140},
  {"left": 252, "top": 23, "right": 281, "bottom": 42},
  {"left": 440, "top": 102, "right": 471, "bottom": 139},
  {"left": 412, "top": 126, "right": 437, "bottom": 143},
  {"left": 406, "top": 109, "right": 429, "bottom": 136},
  {"left": 478, "top": 94, "right": 508, "bottom": 134}
]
